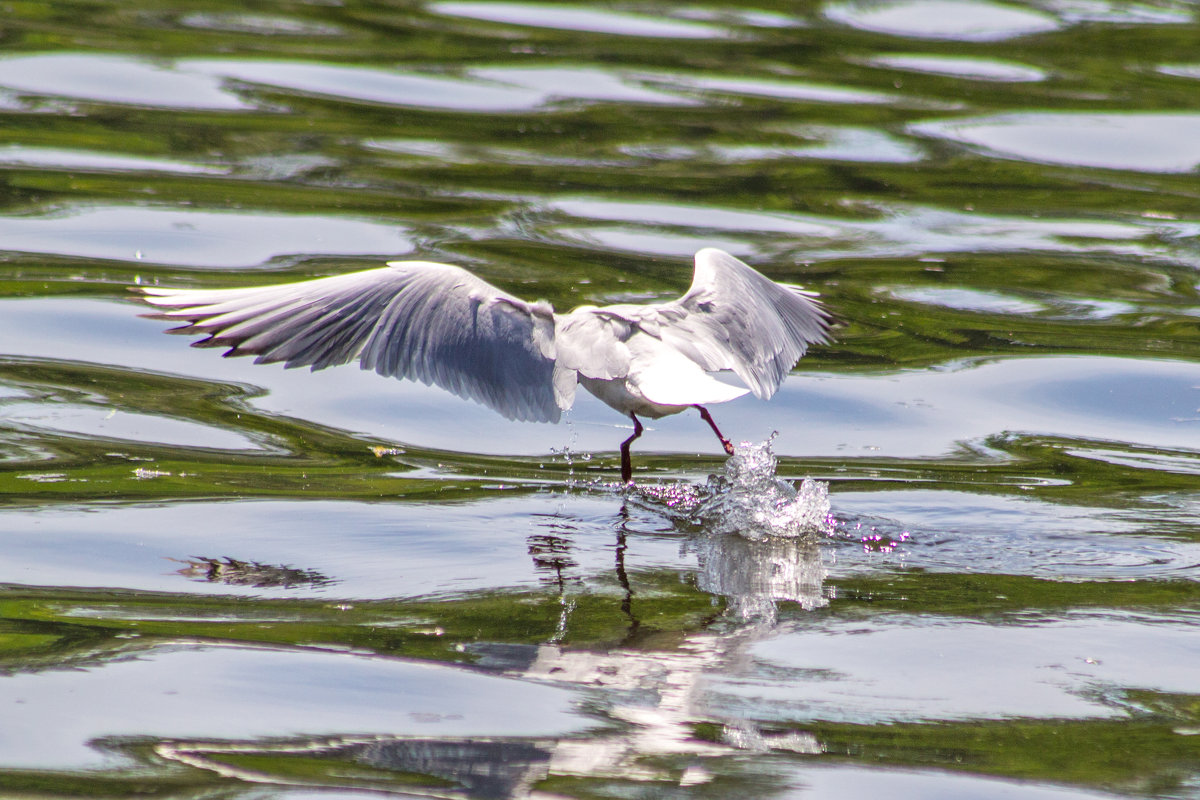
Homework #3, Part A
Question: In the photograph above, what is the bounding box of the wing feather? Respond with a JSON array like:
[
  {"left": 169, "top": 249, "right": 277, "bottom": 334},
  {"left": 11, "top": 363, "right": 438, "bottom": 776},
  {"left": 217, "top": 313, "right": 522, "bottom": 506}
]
[
  {"left": 653, "top": 248, "right": 831, "bottom": 399},
  {"left": 139, "top": 261, "right": 564, "bottom": 422}
]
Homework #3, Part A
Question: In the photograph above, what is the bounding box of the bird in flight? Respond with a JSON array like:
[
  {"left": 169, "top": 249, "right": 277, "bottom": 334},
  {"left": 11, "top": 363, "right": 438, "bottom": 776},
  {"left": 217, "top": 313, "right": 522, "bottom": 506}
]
[{"left": 139, "top": 247, "right": 831, "bottom": 483}]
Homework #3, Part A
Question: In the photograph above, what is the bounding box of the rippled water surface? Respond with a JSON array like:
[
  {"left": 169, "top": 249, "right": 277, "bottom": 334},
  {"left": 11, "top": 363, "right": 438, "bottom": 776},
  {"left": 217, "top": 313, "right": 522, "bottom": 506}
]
[{"left": 1, "top": 1, "right": 1198, "bottom": 798}]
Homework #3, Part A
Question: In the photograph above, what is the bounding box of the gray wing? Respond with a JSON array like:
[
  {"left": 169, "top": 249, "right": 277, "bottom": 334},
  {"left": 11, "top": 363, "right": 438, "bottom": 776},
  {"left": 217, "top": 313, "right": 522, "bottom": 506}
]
[
  {"left": 648, "top": 248, "right": 831, "bottom": 399},
  {"left": 139, "top": 261, "right": 565, "bottom": 423}
]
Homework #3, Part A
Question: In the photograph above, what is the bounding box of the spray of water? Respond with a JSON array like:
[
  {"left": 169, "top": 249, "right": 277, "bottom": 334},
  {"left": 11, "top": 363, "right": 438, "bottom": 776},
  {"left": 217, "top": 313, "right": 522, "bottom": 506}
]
[
  {"left": 626, "top": 436, "right": 834, "bottom": 540},
  {"left": 694, "top": 437, "right": 833, "bottom": 540}
]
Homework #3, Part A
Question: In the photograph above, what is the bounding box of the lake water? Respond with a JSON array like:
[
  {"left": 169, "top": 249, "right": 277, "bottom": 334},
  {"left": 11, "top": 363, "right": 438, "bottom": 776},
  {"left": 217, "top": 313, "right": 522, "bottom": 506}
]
[{"left": 0, "top": 1, "right": 1198, "bottom": 797}]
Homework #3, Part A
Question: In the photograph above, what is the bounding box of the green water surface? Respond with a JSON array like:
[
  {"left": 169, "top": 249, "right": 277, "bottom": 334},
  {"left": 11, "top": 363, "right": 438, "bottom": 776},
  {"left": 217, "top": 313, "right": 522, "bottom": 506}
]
[{"left": 0, "top": 0, "right": 1198, "bottom": 798}]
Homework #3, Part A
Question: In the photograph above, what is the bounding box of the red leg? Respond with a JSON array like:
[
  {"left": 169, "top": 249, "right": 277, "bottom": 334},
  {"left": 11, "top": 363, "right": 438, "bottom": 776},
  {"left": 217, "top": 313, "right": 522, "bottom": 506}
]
[
  {"left": 694, "top": 405, "right": 734, "bottom": 455},
  {"left": 620, "top": 414, "right": 643, "bottom": 483}
]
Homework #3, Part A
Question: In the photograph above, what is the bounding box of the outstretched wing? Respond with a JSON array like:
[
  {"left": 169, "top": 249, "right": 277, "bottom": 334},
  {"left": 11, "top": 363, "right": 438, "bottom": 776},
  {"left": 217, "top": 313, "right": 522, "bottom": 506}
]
[
  {"left": 139, "top": 261, "right": 565, "bottom": 423},
  {"left": 651, "top": 248, "right": 831, "bottom": 399}
]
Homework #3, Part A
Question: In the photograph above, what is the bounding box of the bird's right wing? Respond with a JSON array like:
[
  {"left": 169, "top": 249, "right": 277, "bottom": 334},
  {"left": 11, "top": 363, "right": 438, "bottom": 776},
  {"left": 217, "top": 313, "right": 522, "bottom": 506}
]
[
  {"left": 653, "top": 248, "right": 832, "bottom": 399},
  {"left": 139, "top": 261, "right": 567, "bottom": 423}
]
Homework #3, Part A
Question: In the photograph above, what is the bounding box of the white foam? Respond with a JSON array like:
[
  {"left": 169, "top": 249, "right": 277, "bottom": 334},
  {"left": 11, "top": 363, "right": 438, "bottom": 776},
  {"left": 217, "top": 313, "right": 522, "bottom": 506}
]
[
  {"left": 625, "top": 437, "right": 833, "bottom": 540},
  {"left": 692, "top": 438, "right": 832, "bottom": 539}
]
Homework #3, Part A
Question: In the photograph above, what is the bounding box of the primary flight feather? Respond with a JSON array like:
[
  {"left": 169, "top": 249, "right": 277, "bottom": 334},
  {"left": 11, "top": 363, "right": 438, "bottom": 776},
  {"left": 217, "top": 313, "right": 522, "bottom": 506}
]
[{"left": 139, "top": 247, "right": 831, "bottom": 482}]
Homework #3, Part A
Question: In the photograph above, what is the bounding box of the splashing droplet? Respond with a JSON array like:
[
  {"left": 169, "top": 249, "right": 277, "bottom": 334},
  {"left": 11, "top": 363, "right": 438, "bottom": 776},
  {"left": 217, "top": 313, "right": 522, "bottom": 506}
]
[{"left": 695, "top": 439, "right": 832, "bottom": 539}]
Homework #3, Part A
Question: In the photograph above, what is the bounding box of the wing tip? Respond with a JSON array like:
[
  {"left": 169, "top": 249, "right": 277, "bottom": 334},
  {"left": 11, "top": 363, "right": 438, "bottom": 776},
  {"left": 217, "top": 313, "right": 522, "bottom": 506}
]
[
  {"left": 693, "top": 247, "right": 742, "bottom": 273},
  {"left": 694, "top": 246, "right": 733, "bottom": 260}
]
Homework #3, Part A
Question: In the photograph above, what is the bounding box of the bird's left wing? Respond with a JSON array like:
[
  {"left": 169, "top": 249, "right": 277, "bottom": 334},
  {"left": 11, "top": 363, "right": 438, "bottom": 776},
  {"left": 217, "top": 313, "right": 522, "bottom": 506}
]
[
  {"left": 139, "top": 261, "right": 566, "bottom": 423},
  {"left": 647, "top": 248, "right": 832, "bottom": 399}
]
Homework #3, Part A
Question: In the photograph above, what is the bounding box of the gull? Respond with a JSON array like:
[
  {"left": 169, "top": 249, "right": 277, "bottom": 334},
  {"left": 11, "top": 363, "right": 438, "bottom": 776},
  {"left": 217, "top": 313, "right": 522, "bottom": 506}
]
[{"left": 139, "top": 247, "right": 831, "bottom": 483}]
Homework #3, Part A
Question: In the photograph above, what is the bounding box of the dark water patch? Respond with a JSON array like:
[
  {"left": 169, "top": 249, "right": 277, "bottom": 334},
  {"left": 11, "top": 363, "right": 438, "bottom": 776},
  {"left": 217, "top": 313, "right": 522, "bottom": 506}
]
[{"left": 177, "top": 12, "right": 346, "bottom": 37}]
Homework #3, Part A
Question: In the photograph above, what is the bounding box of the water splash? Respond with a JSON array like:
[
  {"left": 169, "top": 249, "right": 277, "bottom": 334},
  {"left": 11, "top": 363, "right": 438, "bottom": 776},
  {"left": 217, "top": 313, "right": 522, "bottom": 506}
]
[
  {"left": 550, "top": 414, "right": 592, "bottom": 482},
  {"left": 693, "top": 437, "right": 833, "bottom": 540},
  {"left": 631, "top": 437, "right": 834, "bottom": 540}
]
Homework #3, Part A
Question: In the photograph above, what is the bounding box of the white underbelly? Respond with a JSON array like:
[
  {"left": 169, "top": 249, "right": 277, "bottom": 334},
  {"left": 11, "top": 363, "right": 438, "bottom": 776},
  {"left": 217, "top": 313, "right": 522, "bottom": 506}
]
[{"left": 579, "top": 376, "right": 688, "bottom": 419}]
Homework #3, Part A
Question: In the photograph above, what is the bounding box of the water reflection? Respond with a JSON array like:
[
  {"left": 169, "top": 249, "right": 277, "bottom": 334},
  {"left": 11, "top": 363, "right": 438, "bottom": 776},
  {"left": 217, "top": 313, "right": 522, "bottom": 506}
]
[
  {"left": 1047, "top": 0, "right": 1192, "bottom": 25},
  {"left": 691, "top": 534, "right": 827, "bottom": 620},
  {"left": 548, "top": 196, "right": 1186, "bottom": 265},
  {"left": 0, "top": 205, "right": 413, "bottom": 268},
  {"left": 865, "top": 53, "right": 1046, "bottom": 82},
  {"left": 350, "top": 739, "right": 553, "bottom": 799},
  {"left": 1, "top": 400, "right": 263, "bottom": 451},
  {"left": 149, "top": 493, "right": 832, "bottom": 795},
  {"left": 0, "top": 52, "right": 715, "bottom": 115},
  {"left": 0, "top": 52, "right": 252, "bottom": 110},
  {"left": 0, "top": 145, "right": 222, "bottom": 175},
  {"left": 185, "top": 59, "right": 693, "bottom": 111},
  {"left": 0, "top": 642, "right": 582, "bottom": 770},
  {"left": 913, "top": 112, "right": 1200, "bottom": 173},
  {"left": 825, "top": 0, "right": 1060, "bottom": 41},
  {"left": 429, "top": 2, "right": 732, "bottom": 39},
  {"left": 661, "top": 74, "right": 897, "bottom": 105},
  {"left": 887, "top": 286, "right": 1046, "bottom": 315},
  {"left": 527, "top": 525, "right": 580, "bottom": 593},
  {"left": 175, "top": 556, "right": 336, "bottom": 590},
  {"left": 738, "top": 610, "right": 1200, "bottom": 722},
  {"left": 884, "top": 285, "right": 1142, "bottom": 320},
  {"left": 620, "top": 126, "right": 923, "bottom": 165}
]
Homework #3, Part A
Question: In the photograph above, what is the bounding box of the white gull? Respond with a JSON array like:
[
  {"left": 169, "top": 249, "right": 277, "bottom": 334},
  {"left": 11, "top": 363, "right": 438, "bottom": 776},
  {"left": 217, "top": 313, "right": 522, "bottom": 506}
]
[{"left": 139, "top": 247, "right": 831, "bottom": 482}]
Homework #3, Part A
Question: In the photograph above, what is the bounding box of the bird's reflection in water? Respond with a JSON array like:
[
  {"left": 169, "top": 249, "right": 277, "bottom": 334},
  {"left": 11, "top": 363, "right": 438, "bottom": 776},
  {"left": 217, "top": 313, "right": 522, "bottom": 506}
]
[
  {"left": 528, "top": 515, "right": 586, "bottom": 643},
  {"left": 509, "top": 512, "right": 828, "bottom": 783},
  {"left": 354, "top": 738, "right": 552, "bottom": 800},
  {"left": 527, "top": 527, "right": 580, "bottom": 593},
  {"left": 690, "top": 530, "right": 828, "bottom": 622},
  {"left": 155, "top": 527, "right": 828, "bottom": 797},
  {"left": 156, "top": 454, "right": 833, "bottom": 797}
]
